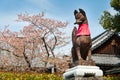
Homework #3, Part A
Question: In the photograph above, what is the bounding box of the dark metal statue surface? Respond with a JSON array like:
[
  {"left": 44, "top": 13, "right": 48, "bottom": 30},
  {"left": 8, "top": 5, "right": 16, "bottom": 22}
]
[{"left": 71, "top": 9, "right": 95, "bottom": 66}]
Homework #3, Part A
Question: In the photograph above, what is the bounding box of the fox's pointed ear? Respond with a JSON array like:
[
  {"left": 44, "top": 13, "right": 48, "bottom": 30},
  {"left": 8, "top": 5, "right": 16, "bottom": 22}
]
[
  {"left": 79, "top": 8, "right": 86, "bottom": 16},
  {"left": 79, "top": 8, "right": 84, "bottom": 12},
  {"left": 74, "top": 10, "right": 78, "bottom": 15}
]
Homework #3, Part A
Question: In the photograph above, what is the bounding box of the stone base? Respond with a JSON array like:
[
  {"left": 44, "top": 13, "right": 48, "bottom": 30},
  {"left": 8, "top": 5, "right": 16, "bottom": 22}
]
[
  {"left": 67, "top": 77, "right": 105, "bottom": 80},
  {"left": 63, "top": 65, "right": 103, "bottom": 80}
]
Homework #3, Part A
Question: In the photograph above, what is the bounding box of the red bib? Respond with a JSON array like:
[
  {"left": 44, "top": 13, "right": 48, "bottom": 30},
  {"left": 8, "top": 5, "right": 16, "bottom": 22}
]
[{"left": 76, "top": 23, "right": 91, "bottom": 36}]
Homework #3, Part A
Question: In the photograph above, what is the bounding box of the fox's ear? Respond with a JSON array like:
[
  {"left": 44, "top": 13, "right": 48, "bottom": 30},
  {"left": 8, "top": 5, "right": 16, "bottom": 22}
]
[
  {"left": 74, "top": 10, "right": 78, "bottom": 16},
  {"left": 79, "top": 8, "right": 86, "bottom": 16}
]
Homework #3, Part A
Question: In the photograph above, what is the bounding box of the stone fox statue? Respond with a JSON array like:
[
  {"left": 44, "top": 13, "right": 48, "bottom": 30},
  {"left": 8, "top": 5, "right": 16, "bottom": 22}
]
[{"left": 71, "top": 9, "right": 92, "bottom": 65}]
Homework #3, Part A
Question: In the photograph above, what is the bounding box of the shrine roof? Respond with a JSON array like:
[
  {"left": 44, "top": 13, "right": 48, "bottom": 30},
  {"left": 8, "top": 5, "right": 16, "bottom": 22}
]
[
  {"left": 92, "top": 54, "right": 120, "bottom": 65},
  {"left": 105, "top": 67, "right": 120, "bottom": 74},
  {"left": 92, "top": 30, "right": 115, "bottom": 50}
]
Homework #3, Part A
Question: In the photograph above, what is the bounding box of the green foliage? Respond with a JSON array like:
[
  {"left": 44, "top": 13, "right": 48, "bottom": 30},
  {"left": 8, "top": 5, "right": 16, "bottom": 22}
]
[
  {"left": 99, "top": 11, "right": 120, "bottom": 32},
  {"left": 0, "top": 71, "right": 120, "bottom": 80},
  {"left": 103, "top": 75, "right": 120, "bottom": 80},
  {"left": 99, "top": 11, "right": 113, "bottom": 30},
  {"left": 110, "top": 0, "right": 120, "bottom": 11},
  {"left": 99, "top": 0, "right": 120, "bottom": 32},
  {"left": 0, "top": 71, "right": 63, "bottom": 80},
  {"left": 112, "top": 13, "right": 120, "bottom": 32}
]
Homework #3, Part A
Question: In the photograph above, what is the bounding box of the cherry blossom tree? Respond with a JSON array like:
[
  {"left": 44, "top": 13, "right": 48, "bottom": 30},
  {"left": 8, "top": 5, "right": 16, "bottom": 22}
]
[{"left": 0, "top": 12, "right": 69, "bottom": 72}]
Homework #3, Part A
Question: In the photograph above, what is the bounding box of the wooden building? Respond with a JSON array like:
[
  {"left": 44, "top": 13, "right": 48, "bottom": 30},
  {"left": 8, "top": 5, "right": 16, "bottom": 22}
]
[{"left": 92, "top": 30, "right": 120, "bottom": 75}]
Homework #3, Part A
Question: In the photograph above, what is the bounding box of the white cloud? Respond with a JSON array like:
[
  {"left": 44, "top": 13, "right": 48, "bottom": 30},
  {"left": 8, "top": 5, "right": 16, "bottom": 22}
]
[{"left": 108, "top": 8, "right": 117, "bottom": 15}]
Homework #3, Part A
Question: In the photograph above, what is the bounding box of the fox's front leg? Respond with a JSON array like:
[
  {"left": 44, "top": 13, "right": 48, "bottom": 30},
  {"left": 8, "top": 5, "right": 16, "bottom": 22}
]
[{"left": 76, "top": 46, "right": 83, "bottom": 65}]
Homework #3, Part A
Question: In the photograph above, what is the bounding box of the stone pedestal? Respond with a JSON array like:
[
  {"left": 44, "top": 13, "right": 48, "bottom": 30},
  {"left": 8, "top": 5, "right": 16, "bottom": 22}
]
[{"left": 63, "top": 65, "right": 103, "bottom": 80}]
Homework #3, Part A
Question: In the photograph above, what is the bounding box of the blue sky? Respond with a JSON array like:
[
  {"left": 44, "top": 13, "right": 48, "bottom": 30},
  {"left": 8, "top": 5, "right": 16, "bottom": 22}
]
[{"left": 0, "top": 0, "right": 116, "bottom": 54}]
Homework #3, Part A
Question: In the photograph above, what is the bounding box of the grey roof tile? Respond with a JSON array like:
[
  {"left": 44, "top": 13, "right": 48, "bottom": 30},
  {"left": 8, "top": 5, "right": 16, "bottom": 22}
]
[
  {"left": 92, "top": 30, "right": 115, "bottom": 50},
  {"left": 92, "top": 54, "right": 120, "bottom": 65}
]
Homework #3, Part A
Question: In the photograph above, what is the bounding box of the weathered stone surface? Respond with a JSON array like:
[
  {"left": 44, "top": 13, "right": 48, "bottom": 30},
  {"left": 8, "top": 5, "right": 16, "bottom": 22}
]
[
  {"left": 69, "top": 77, "right": 106, "bottom": 80},
  {"left": 63, "top": 65, "right": 103, "bottom": 80}
]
